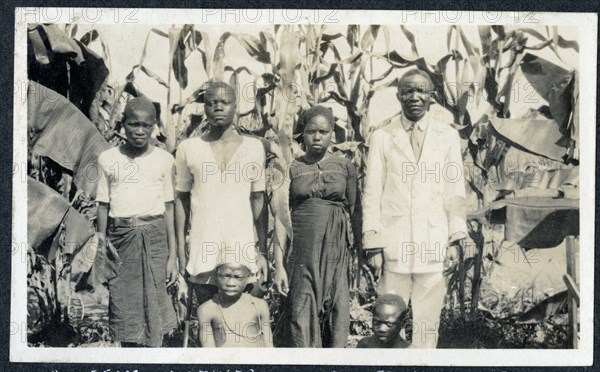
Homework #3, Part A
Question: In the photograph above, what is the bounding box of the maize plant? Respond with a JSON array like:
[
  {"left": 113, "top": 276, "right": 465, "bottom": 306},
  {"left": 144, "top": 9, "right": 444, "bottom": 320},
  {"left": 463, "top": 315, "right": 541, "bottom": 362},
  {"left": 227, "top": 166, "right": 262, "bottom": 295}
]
[{"left": 26, "top": 21, "right": 579, "bottom": 346}]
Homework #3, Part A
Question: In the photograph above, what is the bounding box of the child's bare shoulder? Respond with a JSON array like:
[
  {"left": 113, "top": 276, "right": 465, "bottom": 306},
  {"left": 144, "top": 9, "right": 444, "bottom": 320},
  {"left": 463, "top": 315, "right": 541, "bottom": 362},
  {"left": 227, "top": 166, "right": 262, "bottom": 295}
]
[
  {"left": 197, "top": 299, "right": 219, "bottom": 319},
  {"left": 242, "top": 294, "right": 268, "bottom": 311},
  {"left": 356, "top": 335, "right": 375, "bottom": 348},
  {"left": 245, "top": 294, "right": 268, "bottom": 306}
]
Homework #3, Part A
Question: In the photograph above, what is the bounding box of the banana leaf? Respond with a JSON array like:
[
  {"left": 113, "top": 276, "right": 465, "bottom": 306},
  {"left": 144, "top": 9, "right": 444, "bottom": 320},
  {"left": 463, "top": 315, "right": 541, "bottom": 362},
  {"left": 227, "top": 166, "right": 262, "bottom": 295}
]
[
  {"left": 494, "top": 167, "right": 579, "bottom": 194},
  {"left": 520, "top": 53, "right": 574, "bottom": 129},
  {"left": 71, "top": 233, "right": 121, "bottom": 289},
  {"left": 80, "top": 28, "right": 112, "bottom": 74},
  {"left": 69, "top": 39, "right": 110, "bottom": 116},
  {"left": 28, "top": 177, "right": 94, "bottom": 256},
  {"left": 514, "top": 290, "right": 568, "bottom": 324},
  {"left": 489, "top": 117, "right": 568, "bottom": 161},
  {"left": 28, "top": 81, "right": 111, "bottom": 198},
  {"left": 28, "top": 24, "right": 109, "bottom": 118},
  {"left": 467, "top": 196, "right": 578, "bottom": 249},
  {"left": 568, "top": 71, "right": 579, "bottom": 161},
  {"left": 28, "top": 177, "right": 70, "bottom": 251}
]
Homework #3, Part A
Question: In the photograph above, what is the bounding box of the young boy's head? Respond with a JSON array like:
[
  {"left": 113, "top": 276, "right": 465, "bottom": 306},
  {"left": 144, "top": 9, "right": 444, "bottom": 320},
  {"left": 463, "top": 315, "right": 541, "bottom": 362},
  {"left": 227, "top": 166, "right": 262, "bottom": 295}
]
[
  {"left": 122, "top": 97, "right": 157, "bottom": 148},
  {"left": 215, "top": 263, "right": 251, "bottom": 298},
  {"left": 372, "top": 294, "right": 408, "bottom": 346}
]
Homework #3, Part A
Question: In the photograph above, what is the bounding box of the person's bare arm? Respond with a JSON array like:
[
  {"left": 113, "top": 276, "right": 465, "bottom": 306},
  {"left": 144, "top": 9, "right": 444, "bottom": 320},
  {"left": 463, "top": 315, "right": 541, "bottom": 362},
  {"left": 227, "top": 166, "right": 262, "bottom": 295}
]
[
  {"left": 164, "top": 201, "right": 178, "bottom": 287},
  {"left": 96, "top": 202, "right": 109, "bottom": 235},
  {"left": 95, "top": 155, "right": 110, "bottom": 236},
  {"left": 250, "top": 191, "right": 269, "bottom": 282},
  {"left": 345, "top": 160, "right": 358, "bottom": 216},
  {"left": 175, "top": 191, "right": 191, "bottom": 276},
  {"left": 272, "top": 217, "right": 289, "bottom": 296},
  {"left": 250, "top": 191, "right": 268, "bottom": 256},
  {"left": 258, "top": 299, "right": 273, "bottom": 347},
  {"left": 345, "top": 160, "right": 363, "bottom": 251},
  {"left": 197, "top": 303, "right": 217, "bottom": 347}
]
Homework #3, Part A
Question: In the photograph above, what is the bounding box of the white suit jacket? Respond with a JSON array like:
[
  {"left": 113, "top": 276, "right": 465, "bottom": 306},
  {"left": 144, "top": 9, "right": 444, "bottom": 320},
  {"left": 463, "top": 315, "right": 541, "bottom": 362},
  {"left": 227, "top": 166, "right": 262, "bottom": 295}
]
[{"left": 362, "top": 113, "right": 467, "bottom": 273}]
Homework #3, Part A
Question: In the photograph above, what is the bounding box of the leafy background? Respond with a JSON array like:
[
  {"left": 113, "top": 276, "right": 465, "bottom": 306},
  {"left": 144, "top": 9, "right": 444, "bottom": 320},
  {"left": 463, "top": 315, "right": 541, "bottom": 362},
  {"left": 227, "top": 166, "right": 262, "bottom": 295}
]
[{"left": 25, "top": 22, "right": 579, "bottom": 348}]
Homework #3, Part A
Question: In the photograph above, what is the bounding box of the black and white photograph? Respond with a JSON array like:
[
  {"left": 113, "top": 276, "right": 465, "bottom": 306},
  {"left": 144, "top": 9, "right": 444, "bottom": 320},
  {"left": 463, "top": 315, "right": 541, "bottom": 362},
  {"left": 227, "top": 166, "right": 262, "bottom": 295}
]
[{"left": 11, "top": 7, "right": 596, "bottom": 366}]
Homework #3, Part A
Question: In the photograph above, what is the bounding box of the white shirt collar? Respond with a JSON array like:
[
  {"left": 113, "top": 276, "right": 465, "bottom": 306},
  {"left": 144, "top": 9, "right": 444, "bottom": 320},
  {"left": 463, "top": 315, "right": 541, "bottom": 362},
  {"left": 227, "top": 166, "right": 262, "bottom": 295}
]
[{"left": 401, "top": 111, "right": 429, "bottom": 132}]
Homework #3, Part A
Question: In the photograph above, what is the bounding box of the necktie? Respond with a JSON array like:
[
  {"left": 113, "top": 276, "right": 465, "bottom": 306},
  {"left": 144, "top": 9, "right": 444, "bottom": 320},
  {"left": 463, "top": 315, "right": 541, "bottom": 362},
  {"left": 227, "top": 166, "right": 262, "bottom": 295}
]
[{"left": 409, "top": 123, "right": 421, "bottom": 160}]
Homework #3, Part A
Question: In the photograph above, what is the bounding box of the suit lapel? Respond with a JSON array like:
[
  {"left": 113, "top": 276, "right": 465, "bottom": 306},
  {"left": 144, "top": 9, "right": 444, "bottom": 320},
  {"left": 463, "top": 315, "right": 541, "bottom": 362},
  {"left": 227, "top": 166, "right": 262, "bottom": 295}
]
[
  {"left": 420, "top": 117, "right": 444, "bottom": 163},
  {"left": 390, "top": 117, "right": 416, "bottom": 162}
]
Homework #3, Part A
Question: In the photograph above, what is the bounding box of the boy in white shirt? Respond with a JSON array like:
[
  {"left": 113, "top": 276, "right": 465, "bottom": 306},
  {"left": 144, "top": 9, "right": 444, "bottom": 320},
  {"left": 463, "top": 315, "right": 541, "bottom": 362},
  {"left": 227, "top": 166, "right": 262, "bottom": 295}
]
[
  {"left": 174, "top": 82, "right": 268, "bottom": 305},
  {"left": 96, "top": 97, "right": 177, "bottom": 347}
]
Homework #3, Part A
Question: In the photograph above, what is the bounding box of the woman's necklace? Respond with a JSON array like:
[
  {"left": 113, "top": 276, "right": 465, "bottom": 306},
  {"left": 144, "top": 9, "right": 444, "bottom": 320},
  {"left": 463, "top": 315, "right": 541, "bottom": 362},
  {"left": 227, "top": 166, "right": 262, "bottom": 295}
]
[{"left": 217, "top": 295, "right": 264, "bottom": 344}]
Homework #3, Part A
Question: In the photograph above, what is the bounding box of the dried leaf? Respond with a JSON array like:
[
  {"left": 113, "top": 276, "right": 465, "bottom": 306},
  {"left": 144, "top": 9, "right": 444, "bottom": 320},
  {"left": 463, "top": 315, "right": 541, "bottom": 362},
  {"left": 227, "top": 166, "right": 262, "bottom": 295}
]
[
  {"left": 360, "top": 25, "right": 380, "bottom": 50},
  {"left": 400, "top": 25, "right": 418, "bottom": 57},
  {"left": 80, "top": 30, "right": 99, "bottom": 46}
]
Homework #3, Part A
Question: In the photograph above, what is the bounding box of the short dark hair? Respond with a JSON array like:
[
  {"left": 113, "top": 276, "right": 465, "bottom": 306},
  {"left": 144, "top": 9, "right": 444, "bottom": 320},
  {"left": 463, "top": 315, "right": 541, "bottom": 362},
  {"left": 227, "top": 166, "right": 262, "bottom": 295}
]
[
  {"left": 398, "top": 68, "right": 434, "bottom": 90},
  {"left": 300, "top": 105, "right": 336, "bottom": 129},
  {"left": 123, "top": 96, "right": 156, "bottom": 120},
  {"left": 373, "top": 293, "right": 408, "bottom": 314}
]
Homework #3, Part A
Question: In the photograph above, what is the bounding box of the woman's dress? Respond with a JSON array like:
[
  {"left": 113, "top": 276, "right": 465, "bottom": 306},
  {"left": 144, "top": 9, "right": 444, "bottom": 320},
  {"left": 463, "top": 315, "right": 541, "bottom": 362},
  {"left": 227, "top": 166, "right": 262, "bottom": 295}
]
[{"left": 281, "top": 155, "right": 357, "bottom": 348}]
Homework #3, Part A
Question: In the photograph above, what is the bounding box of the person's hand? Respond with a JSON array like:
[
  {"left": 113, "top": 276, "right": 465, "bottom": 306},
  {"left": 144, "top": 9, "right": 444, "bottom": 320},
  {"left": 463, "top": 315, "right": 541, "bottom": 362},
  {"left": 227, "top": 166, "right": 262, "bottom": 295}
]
[
  {"left": 362, "top": 230, "right": 384, "bottom": 250},
  {"left": 443, "top": 239, "right": 463, "bottom": 276},
  {"left": 166, "top": 256, "right": 178, "bottom": 287},
  {"left": 256, "top": 254, "right": 269, "bottom": 284},
  {"left": 273, "top": 265, "right": 289, "bottom": 296},
  {"left": 176, "top": 274, "right": 188, "bottom": 303},
  {"left": 366, "top": 251, "right": 383, "bottom": 280}
]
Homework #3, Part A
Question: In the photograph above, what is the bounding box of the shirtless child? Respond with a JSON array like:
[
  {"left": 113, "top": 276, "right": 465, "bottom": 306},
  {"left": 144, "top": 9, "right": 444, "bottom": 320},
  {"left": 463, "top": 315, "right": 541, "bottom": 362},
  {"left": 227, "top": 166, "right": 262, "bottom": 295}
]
[
  {"left": 198, "top": 262, "right": 273, "bottom": 347},
  {"left": 357, "top": 294, "right": 412, "bottom": 348}
]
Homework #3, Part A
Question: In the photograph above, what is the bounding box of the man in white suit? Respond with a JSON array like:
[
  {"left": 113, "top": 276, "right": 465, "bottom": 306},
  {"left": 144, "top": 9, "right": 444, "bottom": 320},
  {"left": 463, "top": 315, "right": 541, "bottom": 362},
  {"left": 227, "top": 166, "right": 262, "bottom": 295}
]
[{"left": 362, "top": 69, "right": 467, "bottom": 348}]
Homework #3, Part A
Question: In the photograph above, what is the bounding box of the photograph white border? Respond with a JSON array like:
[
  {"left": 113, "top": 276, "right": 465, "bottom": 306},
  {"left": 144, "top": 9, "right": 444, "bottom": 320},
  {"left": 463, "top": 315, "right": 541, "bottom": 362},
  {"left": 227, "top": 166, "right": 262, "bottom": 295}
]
[{"left": 11, "top": 7, "right": 597, "bottom": 366}]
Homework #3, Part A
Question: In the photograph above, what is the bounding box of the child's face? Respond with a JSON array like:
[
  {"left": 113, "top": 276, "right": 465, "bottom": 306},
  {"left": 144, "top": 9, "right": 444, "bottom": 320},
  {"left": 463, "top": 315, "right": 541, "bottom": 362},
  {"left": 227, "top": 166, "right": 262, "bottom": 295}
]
[
  {"left": 215, "top": 264, "right": 250, "bottom": 298},
  {"left": 123, "top": 109, "right": 155, "bottom": 148},
  {"left": 372, "top": 304, "right": 404, "bottom": 345}
]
